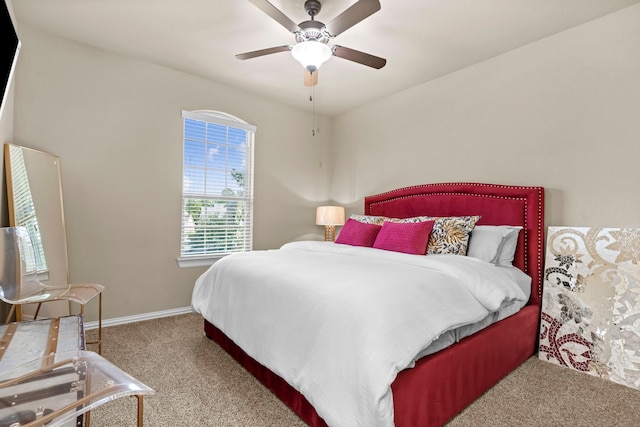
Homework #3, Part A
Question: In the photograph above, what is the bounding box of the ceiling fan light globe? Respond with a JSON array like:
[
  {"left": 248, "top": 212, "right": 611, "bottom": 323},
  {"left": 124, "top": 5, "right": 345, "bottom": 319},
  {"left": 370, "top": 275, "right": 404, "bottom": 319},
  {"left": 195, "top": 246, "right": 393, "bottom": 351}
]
[{"left": 291, "top": 41, "right": 332, "bottom": 72}]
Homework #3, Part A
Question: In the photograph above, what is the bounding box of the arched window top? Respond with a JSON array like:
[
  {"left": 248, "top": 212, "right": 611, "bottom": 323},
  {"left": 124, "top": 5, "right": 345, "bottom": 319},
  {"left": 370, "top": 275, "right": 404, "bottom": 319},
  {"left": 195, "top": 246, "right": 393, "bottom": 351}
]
[{"left": 182, "top": 110, "right": 256, "bottom": 133}]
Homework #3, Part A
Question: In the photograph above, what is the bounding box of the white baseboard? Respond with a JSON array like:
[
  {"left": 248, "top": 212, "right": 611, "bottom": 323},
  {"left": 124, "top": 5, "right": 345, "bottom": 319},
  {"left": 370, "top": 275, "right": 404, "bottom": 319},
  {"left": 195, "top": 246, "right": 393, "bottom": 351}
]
[{"left": 83, "top": 306, "right": 194, "bottom": 330}]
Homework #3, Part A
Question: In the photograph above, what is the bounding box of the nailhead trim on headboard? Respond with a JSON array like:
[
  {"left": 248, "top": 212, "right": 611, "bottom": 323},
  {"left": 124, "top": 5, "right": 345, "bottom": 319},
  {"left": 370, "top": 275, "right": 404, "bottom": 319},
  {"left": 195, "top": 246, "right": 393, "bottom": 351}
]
[{"left": 364, "top": 182, "right": 545, "bottom": 304}]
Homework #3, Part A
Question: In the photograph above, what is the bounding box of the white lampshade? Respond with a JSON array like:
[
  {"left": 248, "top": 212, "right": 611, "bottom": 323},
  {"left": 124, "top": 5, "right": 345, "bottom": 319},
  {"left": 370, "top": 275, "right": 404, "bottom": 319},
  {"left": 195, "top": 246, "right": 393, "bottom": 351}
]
[
  {"left": 291, "top": 41, "right": 332, "bottom": 73},
  {"left": 316, "top": 206, "right": 345, "bottom": 226}
]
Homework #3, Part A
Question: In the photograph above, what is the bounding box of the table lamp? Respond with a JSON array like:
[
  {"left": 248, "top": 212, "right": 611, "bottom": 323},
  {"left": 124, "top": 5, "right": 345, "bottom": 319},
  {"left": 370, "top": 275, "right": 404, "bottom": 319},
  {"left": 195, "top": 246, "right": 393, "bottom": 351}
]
[{"left": 316, "top": 206, "right": 345, "bottom": 242}]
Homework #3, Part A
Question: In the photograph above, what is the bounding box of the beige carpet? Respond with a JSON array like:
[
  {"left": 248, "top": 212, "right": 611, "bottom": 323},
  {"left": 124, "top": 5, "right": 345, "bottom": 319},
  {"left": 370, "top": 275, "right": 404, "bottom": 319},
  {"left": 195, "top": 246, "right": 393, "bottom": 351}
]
[{"left": 88, "top": 313, "right": 640, "bottom": 426}]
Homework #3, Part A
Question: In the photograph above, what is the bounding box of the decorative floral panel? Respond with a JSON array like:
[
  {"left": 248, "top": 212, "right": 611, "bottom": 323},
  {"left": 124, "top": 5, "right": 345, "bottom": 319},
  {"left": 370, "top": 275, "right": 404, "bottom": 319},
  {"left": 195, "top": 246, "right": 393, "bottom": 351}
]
[{"left": 539, "top": 226, "right": 640, "bottom": 390}]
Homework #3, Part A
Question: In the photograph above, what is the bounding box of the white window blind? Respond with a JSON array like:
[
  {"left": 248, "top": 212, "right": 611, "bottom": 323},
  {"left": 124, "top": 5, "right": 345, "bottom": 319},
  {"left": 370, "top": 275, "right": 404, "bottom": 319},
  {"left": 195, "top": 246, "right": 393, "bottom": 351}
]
[{"left": 179, "top": 110, "right": 255, "bottom": 264}]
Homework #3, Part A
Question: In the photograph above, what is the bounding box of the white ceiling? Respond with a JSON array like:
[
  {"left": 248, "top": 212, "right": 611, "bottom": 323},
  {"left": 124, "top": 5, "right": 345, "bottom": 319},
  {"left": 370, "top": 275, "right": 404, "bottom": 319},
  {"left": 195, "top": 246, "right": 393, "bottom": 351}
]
[{"left": 11, "top": 0, "right": 640, "bottom": 116}]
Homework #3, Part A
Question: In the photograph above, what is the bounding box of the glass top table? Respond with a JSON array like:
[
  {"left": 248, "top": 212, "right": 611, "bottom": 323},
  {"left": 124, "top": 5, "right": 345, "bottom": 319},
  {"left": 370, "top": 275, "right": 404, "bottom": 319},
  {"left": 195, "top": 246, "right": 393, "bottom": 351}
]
[
  {"left": 0, "top": 317, "right": 154, "bottom": 426},
  {"left": 0, "top": 351, "right": 154, "bottom": 426}
]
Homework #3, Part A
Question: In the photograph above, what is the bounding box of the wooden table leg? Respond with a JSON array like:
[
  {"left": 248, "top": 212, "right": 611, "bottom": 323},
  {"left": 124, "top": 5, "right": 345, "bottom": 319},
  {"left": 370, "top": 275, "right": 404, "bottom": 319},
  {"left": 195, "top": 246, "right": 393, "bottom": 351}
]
[{"left": 137, "top": 395, "right": 144, "bottom": 427}]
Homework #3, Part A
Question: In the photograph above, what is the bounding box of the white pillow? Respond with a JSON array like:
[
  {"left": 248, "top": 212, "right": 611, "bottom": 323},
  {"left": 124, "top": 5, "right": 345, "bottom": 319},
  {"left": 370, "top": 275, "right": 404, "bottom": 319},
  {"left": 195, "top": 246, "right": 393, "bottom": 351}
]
[
  {"left": 467, "top": 225, "right": 522, "bottom": 264},
  {"left": 495, "top": 226, "right": 523, "bottom": 266}
]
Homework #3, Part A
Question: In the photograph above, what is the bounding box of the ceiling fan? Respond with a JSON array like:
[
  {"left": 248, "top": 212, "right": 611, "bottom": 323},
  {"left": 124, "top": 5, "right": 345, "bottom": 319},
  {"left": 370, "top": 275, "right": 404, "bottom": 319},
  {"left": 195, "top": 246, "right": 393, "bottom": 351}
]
[{"left": 236, "top": 0, "right": 386, "bottom": 86}]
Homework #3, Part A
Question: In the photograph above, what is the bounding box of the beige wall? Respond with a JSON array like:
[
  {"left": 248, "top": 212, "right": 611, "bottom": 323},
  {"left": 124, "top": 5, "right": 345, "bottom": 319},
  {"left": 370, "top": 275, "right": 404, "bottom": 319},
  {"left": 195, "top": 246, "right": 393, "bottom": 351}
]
[
  {"left": 10, "top": 4, "right": 640, "bottom": 322},
  {"left": 332, "top": 4, "right": 640, "bottom": 228},
  {"left": 12, "top": 28, "right": 333, "bottom": 321}
]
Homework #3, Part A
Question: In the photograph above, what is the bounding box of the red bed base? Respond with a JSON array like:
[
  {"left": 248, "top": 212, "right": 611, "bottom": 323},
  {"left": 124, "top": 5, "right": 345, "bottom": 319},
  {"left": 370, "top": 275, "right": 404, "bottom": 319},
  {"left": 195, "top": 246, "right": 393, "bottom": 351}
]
[{"left": 204, "top": 182, "right": 545, "bottom": 426}]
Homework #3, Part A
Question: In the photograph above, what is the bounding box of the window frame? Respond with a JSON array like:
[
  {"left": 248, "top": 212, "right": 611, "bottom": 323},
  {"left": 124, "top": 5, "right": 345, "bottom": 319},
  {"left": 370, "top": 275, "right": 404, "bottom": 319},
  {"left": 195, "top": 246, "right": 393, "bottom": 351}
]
[{"left": 177, "top": 110, "right": 256, "bottom": 268}]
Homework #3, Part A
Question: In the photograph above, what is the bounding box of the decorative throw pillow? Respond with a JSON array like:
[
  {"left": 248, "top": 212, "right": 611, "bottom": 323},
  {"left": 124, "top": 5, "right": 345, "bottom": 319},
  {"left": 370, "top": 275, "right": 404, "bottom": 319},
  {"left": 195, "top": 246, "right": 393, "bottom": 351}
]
[
  {"left": 372, "top": 220, "right": 435, "bottom": 255},
  {"left": 349, "top": 214, "right": 386, "bottom": 225},
  {"left": 425, "top": 216, "right": 481, "bottom": 255},
  {"left": 387, "top": 215, "right": 481, "bottom": 256},
  {"left": 386, "top": 216, "right": 432, "bottom": 224},
  {"left": 335, "top": 218, "right": 382, "bottom": 247}
]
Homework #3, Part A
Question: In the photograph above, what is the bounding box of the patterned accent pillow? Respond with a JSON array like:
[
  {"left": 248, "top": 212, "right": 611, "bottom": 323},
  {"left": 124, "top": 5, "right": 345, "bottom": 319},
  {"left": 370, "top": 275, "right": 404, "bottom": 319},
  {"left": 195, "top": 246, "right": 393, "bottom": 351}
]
[
  {"left": 387, "top": 215, "right": 481, "bottom": 255},
  {"left": 426, "top": 216, "right": 481, "bottom": 255},
  {"left": 349, "top": 214, "right": 386, "bottom": 225},
  {"left": 386, "top": 216, "right": 432, "bottom": 224}
]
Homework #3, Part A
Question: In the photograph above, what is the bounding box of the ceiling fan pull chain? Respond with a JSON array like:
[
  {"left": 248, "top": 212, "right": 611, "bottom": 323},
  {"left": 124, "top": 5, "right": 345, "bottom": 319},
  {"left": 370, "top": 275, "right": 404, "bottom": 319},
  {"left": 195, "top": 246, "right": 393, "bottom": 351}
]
[
  {"left": 310, "top": 86, "right": 318, "bottom": 137},
  {"left": 309, "top": 86, "right": 316, "bottom": 136}
]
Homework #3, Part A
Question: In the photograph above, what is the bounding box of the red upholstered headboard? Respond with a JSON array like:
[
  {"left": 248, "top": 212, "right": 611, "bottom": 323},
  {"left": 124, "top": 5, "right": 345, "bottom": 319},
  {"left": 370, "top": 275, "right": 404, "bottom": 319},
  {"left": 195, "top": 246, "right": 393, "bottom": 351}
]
[{"left": 364, "top": 183, "right": 545, "bottom": 306}]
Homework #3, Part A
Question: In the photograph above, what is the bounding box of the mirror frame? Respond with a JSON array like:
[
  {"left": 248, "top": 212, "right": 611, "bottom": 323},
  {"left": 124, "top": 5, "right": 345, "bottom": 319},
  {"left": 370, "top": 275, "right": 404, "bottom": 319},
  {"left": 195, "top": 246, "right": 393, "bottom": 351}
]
[{"left": 4, "top": 143, "right": 70, "bottom": 321}]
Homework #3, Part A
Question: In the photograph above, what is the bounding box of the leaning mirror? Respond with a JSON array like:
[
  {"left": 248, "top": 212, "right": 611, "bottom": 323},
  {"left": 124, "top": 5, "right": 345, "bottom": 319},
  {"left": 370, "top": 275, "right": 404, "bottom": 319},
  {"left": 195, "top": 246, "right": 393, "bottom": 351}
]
[{"left": 4, "top": 143, "right": 69, "bottom": 321}]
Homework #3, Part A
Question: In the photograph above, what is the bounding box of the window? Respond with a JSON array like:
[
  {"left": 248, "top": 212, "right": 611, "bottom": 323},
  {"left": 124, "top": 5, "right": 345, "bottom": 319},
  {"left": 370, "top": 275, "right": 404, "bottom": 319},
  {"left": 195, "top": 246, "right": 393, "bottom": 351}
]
[{"left": 178, "top": 110, "right": 256, "bottom": 267}]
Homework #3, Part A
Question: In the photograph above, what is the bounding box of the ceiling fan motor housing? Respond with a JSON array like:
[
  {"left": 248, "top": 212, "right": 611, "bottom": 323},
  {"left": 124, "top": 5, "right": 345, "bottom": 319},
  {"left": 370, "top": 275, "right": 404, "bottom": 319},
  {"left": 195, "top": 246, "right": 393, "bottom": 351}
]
[
  {"left": 304, "top": 0, "right": 322, "bottom": 18},
  {"left": 296, "top": 20, "right": 330, "bottom": 44}
]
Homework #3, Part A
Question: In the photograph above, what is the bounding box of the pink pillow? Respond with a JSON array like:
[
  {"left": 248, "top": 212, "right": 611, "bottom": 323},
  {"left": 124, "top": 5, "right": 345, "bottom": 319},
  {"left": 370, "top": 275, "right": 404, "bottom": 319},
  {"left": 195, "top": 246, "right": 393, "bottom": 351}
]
[
  {"left": 335, "top": 218, "right": 382, "bottom": 247},
  {"left": 373, "top": 220, "right": 435, "bottom": 255}
]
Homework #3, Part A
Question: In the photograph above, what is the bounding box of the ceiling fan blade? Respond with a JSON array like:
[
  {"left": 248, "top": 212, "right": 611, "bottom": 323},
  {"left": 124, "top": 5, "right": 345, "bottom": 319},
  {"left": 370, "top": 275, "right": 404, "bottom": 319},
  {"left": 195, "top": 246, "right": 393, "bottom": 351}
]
[
  {"left": 248, "top": 0, "right": 300, "bottom": 33},
  {"left": 236, "top": 45, "right": 292, "bottom": 60},
  {"left": 324, "top": 0, "right": 381, "bottom": 37},
  {"left": 304, "top": 70, "right": 318, "bottom": 87},
  {"left": 332, "top": 45, "right": 386, "bottom": 69}
]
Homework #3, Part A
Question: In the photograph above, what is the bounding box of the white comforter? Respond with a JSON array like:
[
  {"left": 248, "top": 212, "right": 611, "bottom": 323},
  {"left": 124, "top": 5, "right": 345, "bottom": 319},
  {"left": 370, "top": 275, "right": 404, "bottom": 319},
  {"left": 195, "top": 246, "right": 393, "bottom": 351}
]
[{"left": 191, "top": 241, "right": 527, "bottom": 427}]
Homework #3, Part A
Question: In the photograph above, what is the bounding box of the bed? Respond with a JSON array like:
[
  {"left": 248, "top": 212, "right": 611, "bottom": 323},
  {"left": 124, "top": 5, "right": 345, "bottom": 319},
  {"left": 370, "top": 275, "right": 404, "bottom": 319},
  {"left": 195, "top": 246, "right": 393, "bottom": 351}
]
[{"left": 192, "top": 182, "right": 545, "bottom": 426}]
